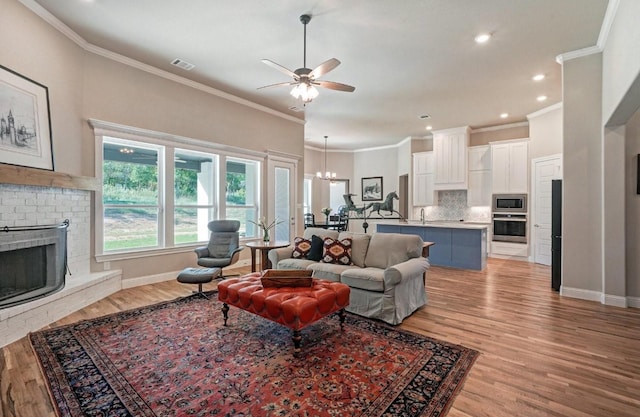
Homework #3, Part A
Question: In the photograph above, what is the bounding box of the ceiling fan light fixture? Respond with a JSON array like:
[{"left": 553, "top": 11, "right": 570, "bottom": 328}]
[{"left": 290, "top": 83, "right": 319, "bottom": 103}]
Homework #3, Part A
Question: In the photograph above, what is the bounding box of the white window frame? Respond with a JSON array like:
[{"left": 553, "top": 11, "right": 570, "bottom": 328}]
[
  {"left": 223, "top": 156, "right": 261, "bottom": 239},
  {"left": 92, "top": 120, "right": 267, "bottom": 262},
  {"left": 303, "top": 174, "right": 313, "bottom": 215}
]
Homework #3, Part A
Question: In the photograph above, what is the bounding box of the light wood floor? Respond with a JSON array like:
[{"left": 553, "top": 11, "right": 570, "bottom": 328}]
[{"left": 1, "top": 259, "right": 639, "bottom": 417}]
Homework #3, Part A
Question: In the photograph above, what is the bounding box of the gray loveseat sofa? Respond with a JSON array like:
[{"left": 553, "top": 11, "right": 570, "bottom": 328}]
[{"left": 268, "top": 227, "right": 429, "bottom": 325}]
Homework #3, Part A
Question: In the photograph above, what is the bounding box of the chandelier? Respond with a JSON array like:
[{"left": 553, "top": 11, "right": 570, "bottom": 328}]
[{"left": 316, "top": 136, "right": 337, "bottom": 180}]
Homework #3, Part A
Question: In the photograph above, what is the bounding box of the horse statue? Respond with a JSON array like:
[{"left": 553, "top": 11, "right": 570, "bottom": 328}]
[
  {"left": 342, "top": 194, "right": 372, "bottom": 217},
  {"left": 368, "top": 191, "right": 403, "bottom": 218}
]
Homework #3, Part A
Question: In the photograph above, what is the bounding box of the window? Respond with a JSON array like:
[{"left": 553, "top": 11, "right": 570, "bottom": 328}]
[
  {"left": 225, "top": 157, "right": 260, "bottom": 238},
  {"left": 174, "top": 149, "right": 218, "bottom": 245},
  {"left": 102, "top": 138, "right": 162, "bottom": 252},
  {"left": 303, "top": 176, "right": 313, "bottom": 215},
  {"left": 95, "top": 124, "right": 267, "bottom": 258}
]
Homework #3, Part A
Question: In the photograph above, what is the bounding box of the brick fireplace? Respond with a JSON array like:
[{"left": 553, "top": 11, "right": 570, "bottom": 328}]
[{"left": 0, "top": 166, "right": 122, "bottom": 347}]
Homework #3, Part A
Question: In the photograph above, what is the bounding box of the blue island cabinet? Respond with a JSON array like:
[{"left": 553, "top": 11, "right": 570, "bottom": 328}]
[{"left": 376, "top": 224, "right": 486, "bottom": 271}]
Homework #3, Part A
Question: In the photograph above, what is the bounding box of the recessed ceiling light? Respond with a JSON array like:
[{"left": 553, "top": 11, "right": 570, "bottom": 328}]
[
  {"left": 500, "top": 113, "right": 509, "bottom": 118},
  {"left": 537, "top": 95, "right": 547, "bottom": 102},
  {"left": 474, "top": 33, "right": 491, "bottom": 44},
  {"left": 426, "top": 126, "right": 433, "bottom": 131},
  {"left": 532, "top": 74, "right": 545, "bottom": 81}
]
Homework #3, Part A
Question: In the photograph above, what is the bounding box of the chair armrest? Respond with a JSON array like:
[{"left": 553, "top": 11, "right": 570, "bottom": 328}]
[
  {"left": 194, "top": 247, "right": 209, "bottom": 258},
  {"left": 383, "top": 257, "right": 430, "bottom": 287},
  {"left": 229, "top": 245, "right": 245, "bottom": 258},
  {"left": 229, "top": 245, "right": 245, "bottom": 265},
  {"left": 268, "top": 246, "right": 294, "bottom": 268}
]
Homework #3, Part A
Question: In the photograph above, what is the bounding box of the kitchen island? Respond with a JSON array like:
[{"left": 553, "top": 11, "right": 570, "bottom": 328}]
[{"left": 376, "top": 221, "right": 488, "bottom": 270}]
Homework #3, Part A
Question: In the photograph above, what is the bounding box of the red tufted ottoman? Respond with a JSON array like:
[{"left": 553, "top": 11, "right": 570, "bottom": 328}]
[{"left": 217, "top": 272, "right": 350, "bottom": 350}]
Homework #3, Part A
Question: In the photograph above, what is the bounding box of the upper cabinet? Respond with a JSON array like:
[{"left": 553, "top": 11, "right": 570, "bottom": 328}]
[
  {"left": 432, "top": 126, "right": 470, "bottom": 190},
  {"left": 467, "top": 145, "right": 492, "bottom": 207},
  {"left": 490, "top": 139, "right": 529, "bottom": 194},
  {"left": 413, "top": 151, "right": 435, "bottom": 206}
]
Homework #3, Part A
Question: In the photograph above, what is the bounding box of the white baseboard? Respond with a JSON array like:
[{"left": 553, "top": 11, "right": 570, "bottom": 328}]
[
  {"left": 122, "top": 270, "right": 180, "bottom": 289},
  {"left": 560, "top": 286, "right": 602, "bottom": 302},
  {"left": 561, "top": 287, "right": 637, "bottom": 308},
  {"left": 602, "top": 294, "right": 628, "bottom": 308},
  {"left": 121, "top": 260, "right": 253, "bottom": 289},
  {"left": 627, "top": 296, "right": 640, "bottom": 308}
]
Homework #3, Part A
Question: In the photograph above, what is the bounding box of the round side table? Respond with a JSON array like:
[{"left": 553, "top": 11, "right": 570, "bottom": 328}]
[{"left": 246, "top": 240, "right": 290, "bottom": 272}]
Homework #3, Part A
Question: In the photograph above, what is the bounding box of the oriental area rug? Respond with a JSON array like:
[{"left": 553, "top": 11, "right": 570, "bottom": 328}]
[{"left": 30, "top": 292, "right": 479, "bottom": 417}]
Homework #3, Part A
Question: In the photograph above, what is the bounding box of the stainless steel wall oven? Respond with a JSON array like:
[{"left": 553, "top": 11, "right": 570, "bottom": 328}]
[{"left": 492, "top": 213, "right": 527, "bottom": 243}]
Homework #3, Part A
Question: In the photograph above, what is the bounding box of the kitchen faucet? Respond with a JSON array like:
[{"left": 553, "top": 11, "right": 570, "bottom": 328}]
[{"left": 420, "top": 208, "right": 425, "bottom": 224}]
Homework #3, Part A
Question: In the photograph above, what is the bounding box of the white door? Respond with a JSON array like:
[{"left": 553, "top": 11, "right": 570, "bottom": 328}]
[
  {"left": 267, "top": 156, "right": 297, "bottom": 243},
  {"left": 532, "top": 155, "right": 562, "bottom": 265}
]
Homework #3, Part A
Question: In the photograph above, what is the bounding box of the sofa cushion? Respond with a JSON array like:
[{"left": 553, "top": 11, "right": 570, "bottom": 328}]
[
  {"left": 302, "top": 227, "right": 339, "bottom": 241},
  {"left": 276, "top": 258, "right": 317, "bottom": 270},
  {"left": 364, "top": 233, "right": 423, "bottom": 269},
  {"left": 322, "top": 237, "right": 353, "bottom": 265},
  {"left": 307, "top": 235, "right": 325, "bottom": 261},
  {"left": 340, "top": 267, "right": 385, "bottom": 292},
  {"left": 307, "top": 262, "right": 353, "bottom": 282},
  {"left": 292, "top": 237, "right": 311, "bottom": 259},
  {"left": 337, "top": 232, "right": 371, "bottom": 268}
]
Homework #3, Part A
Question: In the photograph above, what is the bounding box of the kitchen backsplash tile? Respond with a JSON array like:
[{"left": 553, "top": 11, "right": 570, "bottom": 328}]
[{"left": 413, "top": 190, "right": 491, "bottom": 223}]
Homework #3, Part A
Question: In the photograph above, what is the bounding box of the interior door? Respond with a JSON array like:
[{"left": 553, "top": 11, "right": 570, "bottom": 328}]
[
  {"left": 532, "top": 155, "right": 562, "bottom": 265},
  {"left": 267, "top": 156, "right": 297, "bottom": 242}
]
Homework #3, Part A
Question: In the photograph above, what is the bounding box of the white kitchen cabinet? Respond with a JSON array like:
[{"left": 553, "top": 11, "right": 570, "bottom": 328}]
[
  {"left": 413, "top": 152, "right": 435, "bottom": 206},
  {"left": 467, "top": 145, "right": 492, "bottom": 206},
  {"left": 432, "top": 126, "right": 470, "bottom": 190},
  {"left": 490, "top": 139, "right": 529, "bottom": 194}
]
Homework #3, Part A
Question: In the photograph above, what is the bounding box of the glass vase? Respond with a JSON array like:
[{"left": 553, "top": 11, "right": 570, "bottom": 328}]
[{"left": 262, "top": 228, "right": 270, "bottom": 242}]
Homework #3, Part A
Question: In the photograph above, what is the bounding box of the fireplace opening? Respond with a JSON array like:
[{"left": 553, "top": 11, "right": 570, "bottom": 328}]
[{"left": 0, "top": 221, "right": 68, "bottom": 309}]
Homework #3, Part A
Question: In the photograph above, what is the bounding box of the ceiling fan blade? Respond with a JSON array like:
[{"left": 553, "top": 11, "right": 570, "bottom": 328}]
[
  {"left": 261, "top": 59, "right": 299, "bottom": 79},
  {"left": 257, "top": 81, "right": 296, "bottom": 90},
  {"left": 315, "top": 80, "right": 356, "bottom": 92},
  {"left": 309, "top": 58, "right": 341, "bottom": 79}
]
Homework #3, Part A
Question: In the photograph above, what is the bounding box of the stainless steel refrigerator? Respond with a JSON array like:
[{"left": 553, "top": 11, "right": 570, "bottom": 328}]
[{"left": 551, "top": 179, "right": 562, "bottom": 291}]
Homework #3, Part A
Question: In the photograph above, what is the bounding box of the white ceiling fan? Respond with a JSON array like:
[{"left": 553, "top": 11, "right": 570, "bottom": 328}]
[{"left": 258, "top": 14, "right": 355, "bottom": 103}]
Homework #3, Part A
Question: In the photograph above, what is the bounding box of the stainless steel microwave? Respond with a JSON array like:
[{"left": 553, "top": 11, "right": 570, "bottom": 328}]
[{"left": 492, "top": 194, "right": 527, "bottom": 213}]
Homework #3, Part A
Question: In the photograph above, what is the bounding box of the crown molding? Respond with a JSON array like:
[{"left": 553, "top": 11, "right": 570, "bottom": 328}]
[
  {"left": 470, "top": 121, "right": 528, "bottom": 134},
  {"left": 18, "top": 0, "right": 305, "bottom": 126},
  {"left": 555, "top": 0, "right": 618, "bottom": 65},
  {"left": 556, "top": 45, "right": 602, "bottom": 64},
  {"left": 597, "top": 0, "right": 620, "bottom": 49}
]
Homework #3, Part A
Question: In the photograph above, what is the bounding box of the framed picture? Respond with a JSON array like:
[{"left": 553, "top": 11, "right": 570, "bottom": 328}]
[
  {"left": 0, "top": 65, "right": 54, "bottom": 170},
  {"left": 361, "top": 176, "right": 383, "bottom": 201}
]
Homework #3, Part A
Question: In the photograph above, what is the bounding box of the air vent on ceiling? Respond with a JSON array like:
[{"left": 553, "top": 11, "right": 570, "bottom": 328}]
[
  {"left": 288, "top": 105, "right": 304, "bottom": 112},
  {"left": 171, "top": 58, "right": 195, "bottom": 71}
]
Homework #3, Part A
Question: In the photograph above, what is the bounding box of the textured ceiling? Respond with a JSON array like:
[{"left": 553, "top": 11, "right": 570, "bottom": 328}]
[{"left": 31, "top": 0, "right": 609, "bottom": 150}]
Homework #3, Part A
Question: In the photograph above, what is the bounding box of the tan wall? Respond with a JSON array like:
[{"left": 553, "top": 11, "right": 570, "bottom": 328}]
[
  {"left": 528, "top": 105, "right": 563, "bottom": 160},
  {"left": 1, "top": 0, "right": 86, "bottom": 175},
  {"left": 625, "top": 109, "right": 640, "bottom": 297},
  {"left": 470, "top": 125, "right": 529, "bottom": 146},
  {"left": 602, "top": 0, "right": 640, "bottom": 125},
  {"left": 3, "top": 0, "right": 304, "bottom": 280},
  {"left": 561, "top": 53, "right": 603, "bottom": 294},
  {"left": 352, "top": 148, "right": 400, "bottom": 233}
]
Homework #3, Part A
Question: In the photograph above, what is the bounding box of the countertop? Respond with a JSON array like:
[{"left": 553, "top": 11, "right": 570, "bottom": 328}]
[{"left": 377, "top": 221, "right": 489, "bottom": 230}]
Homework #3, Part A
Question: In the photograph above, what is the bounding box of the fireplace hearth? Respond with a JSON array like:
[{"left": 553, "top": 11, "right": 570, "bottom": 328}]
[{"left": 0, "top": 220, "right": 68, "bottom": 309}]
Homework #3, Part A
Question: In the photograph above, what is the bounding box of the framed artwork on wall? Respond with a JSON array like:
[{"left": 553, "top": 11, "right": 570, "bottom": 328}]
[
  {"left": 0, "top": 64, "right": 54, "bottom": 171},
  {"left": 361, "top": 176, "right": 383, "bottom": 201}
]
